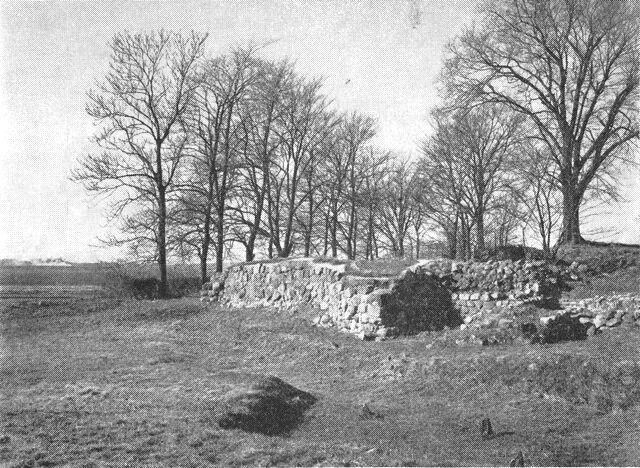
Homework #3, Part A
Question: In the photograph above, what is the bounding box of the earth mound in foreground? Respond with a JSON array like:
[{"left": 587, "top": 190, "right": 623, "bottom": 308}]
[{"left": 217, "top": 375, "right": 317, "bottom": 435}]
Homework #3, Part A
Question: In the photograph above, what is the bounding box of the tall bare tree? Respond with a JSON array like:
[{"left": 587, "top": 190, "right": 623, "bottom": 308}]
[
  {"left": 267, "top": 76, "right": 336, "bottom": 257},
  {"left": 234, "top": 59, "right": 295, "bottom": 261},
  {"left": 454, "top": 105, "right": 523, "bottom": 256},
  {"left": 359, "top": 148, "right": 390, "bottom": 260},
  {"left": 180, "top": 47, "right": 258, "bottom": 280},
  {"left": 418, "top": 105, "right": 521, "bottom": 258},
  {"left": 442, "top": 0, "right": 640, "bottom": 244},
  {"left": 72, "top": 31, "right": 207, "bottom": 297},
  {"left": 378, "top": 157, "right": 417, "bottom": 258},
  {"left": 512, "top": 142, "right": 563, "bottom": 253}
]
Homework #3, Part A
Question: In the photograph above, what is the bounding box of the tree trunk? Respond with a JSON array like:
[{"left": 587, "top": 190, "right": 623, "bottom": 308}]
[
  {"left": 475, "top": 213, "right": 485, "bottom": 258},
  {"left": 200, "top": 218, "right": 210, "bottom": 284},
  {"left": 398, "top": 232, "right": 405, "bottom": 258},
  {"left": 560, "top": 183, "right": 583, "bottom": 244},
  {"left": 200, "top": 254, "right": 208, "bottom": 285},
  {"left": 304, "top": 211, "right": 312, "bottom": 257},
  {"left": 322, "top": 206, "right": 330, "bottom": 256},
  {"left": 157, "top": 187, "right": 168, "bottom": 298},
  {"left": 245, "top": 181, "right": 267, "bottom": 261},
  {"left": 215, "top": 207, "right": 224, "bottom": 273},
  {"left": 199, "top": 186, "right": 213, "bottom": 283},
  {"left": 447, "top": 215, "right": 459, "bottom": 259},
  {"left": 365, "top": 207, "right": 374, "bottom": 260},
  {"left": 330, "top": 201, "right": 338, "bottom": 257},
  {"left": 156, "top": 137, "right": 169, "bottom": 299},
  {"left": 373, "top": 234, "right": 379, "bottom": 259},
  {"left": 346, "top": 190, "right": 359, "bottom": 260}
]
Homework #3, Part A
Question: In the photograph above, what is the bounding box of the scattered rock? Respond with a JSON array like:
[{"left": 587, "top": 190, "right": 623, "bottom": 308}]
[
  {"left": 540, "top": 316, "right": 554, "bottom": 326},
  {"left": 531, "top": 313, "right": 589, "bottom": 344},
  {"left": 360, "top": 402, "right": 382, "bottom": 419},
  {"left": 509, "top": 450, "right": 525, "bottom": 467},
  {"left": 498, "top": 318, "right": 514, "bottom": 328},
  {"left": 79, "top": 386, "right": 101, "bottom": 396},
  {"left": 480, "top": 417, "right": 494, "bottom": 438}
]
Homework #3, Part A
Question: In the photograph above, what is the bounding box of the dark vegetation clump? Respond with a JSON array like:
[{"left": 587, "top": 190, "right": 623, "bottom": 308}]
[
  {"left": 381, "top": 272, "right": 460, "bottom": 334},
  {"left": 482, "top": 244, "right": 546, "bottom": 261},
  {"left": 531, "top": 314, "right": 589, "bottom": 344},
  {"left": 217, "top": 376, "right": 317, "bottom": 436},
  {"left": 103, "top": 265, "right": 201, "bottom": 299}
]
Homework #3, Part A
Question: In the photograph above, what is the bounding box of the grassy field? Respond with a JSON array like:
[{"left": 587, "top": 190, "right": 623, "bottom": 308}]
[
  {"left": 2, "top": 297, "right": 640, "bottom": 466},
  {"left": 0, "top": 263, "right": 206, "bottom": 287}
]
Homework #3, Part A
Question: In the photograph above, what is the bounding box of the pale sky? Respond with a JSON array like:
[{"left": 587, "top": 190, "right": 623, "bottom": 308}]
[{"left": 0, "top": 0, "right": 638, "bottom": 261}]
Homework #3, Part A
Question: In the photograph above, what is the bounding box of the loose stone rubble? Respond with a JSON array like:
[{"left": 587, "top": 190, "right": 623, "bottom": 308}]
[{"left": 553, "top": 294, "right": 640, "bottom": 331}]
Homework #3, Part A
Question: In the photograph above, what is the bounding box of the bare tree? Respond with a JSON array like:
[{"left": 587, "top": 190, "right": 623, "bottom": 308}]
[
  {"left": 417, "top": 119, "right": 468, "bottom": 259},
  {"left": 418, "top": 105, "right": 521, "bottom": 258},
  {"left": 442, "top": 0, "right": 640, "bottom": 244},
  {"left": 454, "top": 105, "right": 523, "bottom": 256},
  {"left": 359, "top": 148, "right": 390, "bottom": 260},
  {"left": 234, "top": 59, "right": 295, "bottom": 261},
  {"left": 340, "top": 113, "right": 377, "bottom": 259},
  {"left": 72, "top": 31, "right": 207, "bottom": 297},
  {"left": 180, "top": 47, "right": 258, "bottom": 280},
  {"left": 378, "top": 157, "right": 417, "bottom": 258},
  {"left": 512, "top": 142, "right": 563, "bottom": 253},
  {"left": 267, "top": 76, "right": 336, "bottom": 257}
]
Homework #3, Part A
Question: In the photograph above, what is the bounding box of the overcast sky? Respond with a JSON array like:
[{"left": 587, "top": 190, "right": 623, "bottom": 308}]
[{"left": 1, "top": 0, "right": 638, "bottom": 262}]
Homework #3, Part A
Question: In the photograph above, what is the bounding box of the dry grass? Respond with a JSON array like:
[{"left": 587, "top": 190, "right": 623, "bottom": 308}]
[
  {"left": 0, "top": 263, "right": 205, "bottom": 287},
  {"left": 2, "top": 297, "right": 640, "bottom": 466},
  {"left": 562, "top": 266, "right": 640, "bottom": 300}
]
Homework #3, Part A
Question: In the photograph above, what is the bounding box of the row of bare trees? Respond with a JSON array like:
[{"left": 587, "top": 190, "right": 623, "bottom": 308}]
[
  {"left": 73, "top": 0, "right": 639, "bottom": 297},
  {"left": 72, "top": 32, "right": 429, "bottom": 294}
]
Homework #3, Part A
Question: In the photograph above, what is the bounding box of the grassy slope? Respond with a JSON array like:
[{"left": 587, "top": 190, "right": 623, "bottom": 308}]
[
  {"left": 557, "top": 243, "right": 640, "bottom": 300},
  {"left": 2, "top": 298, "right": 640, "bottom": 467}
]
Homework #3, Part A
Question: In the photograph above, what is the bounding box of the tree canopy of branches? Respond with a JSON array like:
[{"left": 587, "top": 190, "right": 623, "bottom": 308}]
[
  {"left": 176, "top": 47, "right": 259, "bottom": 281},
  {"left": 75, "top": 4, "right": 640, "bottom": 280},
  {"left": 441, "top": 0, "right": 640, "bottom": 244},
  {"left": 417, "top": 104, "right": 523, "bottom": 258},
  {"left": 72, "top": 31, "right": 207, "bottom": 297}
]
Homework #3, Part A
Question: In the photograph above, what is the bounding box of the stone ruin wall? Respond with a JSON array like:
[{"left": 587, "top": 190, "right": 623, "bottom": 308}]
[
  {"left": 554, "top": 294, "right": 640, "bottom": 330},
  {"left": 201, "top": 257, "right": 560, "bottom": 340}
]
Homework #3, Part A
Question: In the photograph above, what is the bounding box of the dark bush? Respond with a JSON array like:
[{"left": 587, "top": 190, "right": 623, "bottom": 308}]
[
  {"left": 103, "top": 263, "right": 200, "bottom": 299},
  {"left": 483, "top": 244, "right": 546, "bottom": 261},
  {"left": 167, "top": 276, "right": 201, "bottom": 298},
  {"left": 532, "top": 314, "right": 589, "bottom": 344}
]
